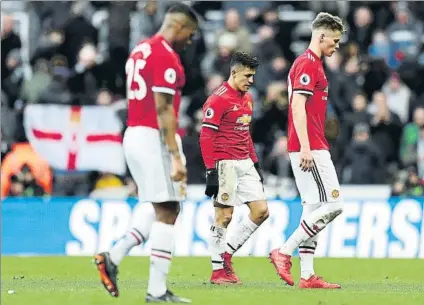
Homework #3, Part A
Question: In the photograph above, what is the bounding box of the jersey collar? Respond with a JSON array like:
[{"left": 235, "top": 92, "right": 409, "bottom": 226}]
[
  {"left": 154, "top": 34, "right": 174, "bottom": 52},
  {"left": 223, "top": 81, "right": 244, "bottom": 99},
  {"left": 307, "top": 48, "right": 321, "bottom": 61}
]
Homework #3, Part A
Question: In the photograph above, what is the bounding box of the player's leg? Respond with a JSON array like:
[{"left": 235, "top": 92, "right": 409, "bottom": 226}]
[
  {"left": 109, "top": 133, "right": 187, "bottom": 268},
  {"left": 208, "top": 160, "right": 239, "bottom": 284},
  {"left": 108, "top": 203, "right": 155, "bottom": 266},
  {"left": 270, "top": 151, "right": 342, "bottom": 287},
  {"left": 280, "top": 151, "right": 343, "bottom": 255},
  {"left": 298, "top": 203, "right": 321, "bottom": 280},
  {"left": 226, "top": 159, "right": 269, "bottom": 256},
  {"left": 142, "top": 132, "right": 190, "bottom": 302},
  {"left": 296, "top": 150, "right": 342, "bottom": 289},
  {"left": 94, "top": 127, "right": 156, "bottom": 297},
  {"left": 108, "top": 128, "right": 161, "bottom": 266}
]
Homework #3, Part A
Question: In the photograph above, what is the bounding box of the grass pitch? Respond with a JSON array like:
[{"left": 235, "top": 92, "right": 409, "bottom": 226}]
[{"left": 2, "top": 256, "right": 423, "bottom": 305}]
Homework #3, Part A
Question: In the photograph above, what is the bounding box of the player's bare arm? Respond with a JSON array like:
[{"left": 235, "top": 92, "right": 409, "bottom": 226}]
[
  {"left": 154, "top": 91, "right": 187, "bottom": 182},
  {"left": 292, "top": 93, "right": 313, "bottom": 172}
]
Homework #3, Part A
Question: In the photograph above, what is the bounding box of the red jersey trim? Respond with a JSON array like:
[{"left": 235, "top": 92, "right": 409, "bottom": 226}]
[{"left": 152, "top": 86, "right": 176, "bottom": 95}]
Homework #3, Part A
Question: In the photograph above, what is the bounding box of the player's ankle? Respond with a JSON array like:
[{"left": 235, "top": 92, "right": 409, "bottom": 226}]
[
  {"left": 278, "top": 248, "right": 291, "bottom": 256},
  {"left": 301, "top": 272, "right": 314, "bottom": 280}
]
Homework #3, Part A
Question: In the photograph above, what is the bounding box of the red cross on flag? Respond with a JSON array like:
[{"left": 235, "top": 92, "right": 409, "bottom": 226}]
[{"left": 24, "top": 104, "right": 126, "bottom": 175}]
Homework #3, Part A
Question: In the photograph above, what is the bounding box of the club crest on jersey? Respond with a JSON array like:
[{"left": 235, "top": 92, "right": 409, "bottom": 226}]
[
  {"left": 236, "top": 114, "right": 251, "bottom": 125},
  {"left": 221, "top": 193, "right": 229, "bottom": 201},
  {"left": 205, "top": 108, "right": 214, "bottom": 119},
  {"left": 300, "top": 74, "right": 311, "bottom": 86},
  {"left": 247, "top": 101, "right": 253, "bottom": 110},
  {"left": 332, "top": 189, "right": 340, "bottom": 199}
]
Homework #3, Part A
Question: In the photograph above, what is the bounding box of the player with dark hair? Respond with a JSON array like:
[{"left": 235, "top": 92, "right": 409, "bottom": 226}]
[
  {"left": 94, "top": 3, "right": 198, "bottom": 303},
  {"left": 269, "top": 12, "right": 346, "bottom": 289},
  {"left": 200, "top": 51, "right": 269, "bottom": 285}
]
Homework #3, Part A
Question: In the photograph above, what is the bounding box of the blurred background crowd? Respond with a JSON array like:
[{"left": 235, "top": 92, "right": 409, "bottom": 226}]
[{"left": 2, "top": 1, "right": 424, "bottom": 198}]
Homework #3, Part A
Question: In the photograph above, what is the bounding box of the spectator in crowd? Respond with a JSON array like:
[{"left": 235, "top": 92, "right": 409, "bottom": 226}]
[
  {"left": 2, "top": 49, "right": 24, "bottom": 106},
  {"left": 263, "top": 133, "right": 291, "bottom": 181},
  {"left": 382, "top": 72, "right": 414, "bottom": 123},
  {"left": 391, "top": 166, "right": 424, "bottom": 197},
  {"left": 1, "top": 15, "right": 21, "bottom": 88},
  {"left": 19, "top": 58, "right": 52, "bottom": 104},
  {"left": 1, "top": 93, "right": 18, "bottom": 153},
  {"left": 215, "top": 9, "right": 252, "bottom": 54},
  {"left": 37, "top": 55, "right": 72, "bottom": 105},
  {"left": 17, "top": 165, "right": 46, "bottom": 196},
  {"left": 254, "top": 54, "right": 289, "bottom": 97},
  {"left": 30, "top": 28, "right": 65, "bottom": 65},
  {"left": 60, "top": 1, "right": 98, "bottom": 67},
  {"left": 182, "top": 110, "right": 206, "bottom": 184},
  {"left": 400, "top": 107, "right": 424, "bottom": 169},
  {"left": 368, "top": 30, "right": 391, "bottom": 64},
  {"left": 386, "top": 3, "right": 424, "bottom": 69},
  {"left": 130, "top": 0, "right": 166, "bottom": 48},
  {"left": 68, "top": 43, "right": 107, "bottom": 105},
  {"left": 8, "top": 175, "right": 25, "bottom": 197},
  {"left": 211, "top": 32, "right": 237, "bottom": 76},
  {"left": 340, "top": 92, "right": 372, "bottom": 148},
  {"left": 349, "top": 6, "right": 373, "bottom": 55},
  {"left": 369, "top": 91, "right": 403, "bottom": 164},
  {"left": 252, "top": 82, "right": 288, "bottom": 160},
  {"left": 1, "top": 143, "right": 52, "bottom": 197},
  {"left": 340, "top": 123, "right": 385, "bottom": 184}
]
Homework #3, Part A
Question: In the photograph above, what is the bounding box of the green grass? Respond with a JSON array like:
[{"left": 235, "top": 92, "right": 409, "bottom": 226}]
[{"left": 2, "top": 257, "right": 424, "bottom": 305}]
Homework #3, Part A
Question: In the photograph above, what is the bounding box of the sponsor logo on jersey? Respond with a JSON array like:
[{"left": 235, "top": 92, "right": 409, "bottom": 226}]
[{"left": 236, "top": 114, "right": 252, "bottom": 125}]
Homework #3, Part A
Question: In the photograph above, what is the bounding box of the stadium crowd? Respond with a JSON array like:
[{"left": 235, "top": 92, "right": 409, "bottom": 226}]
[{"left": 2, "top": 1, "right": 424, "bottom": 198}]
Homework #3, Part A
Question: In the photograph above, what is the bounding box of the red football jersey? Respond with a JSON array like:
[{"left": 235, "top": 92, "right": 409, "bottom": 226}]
[
  {"left": 287, "top": 49, "right": 329, "bottom": 152},
  {"left": 126, "top": 34, "right": 185, "bottom": 128},
  {"left": 202, "top": 82, "right": 254, "bottom": 161}
]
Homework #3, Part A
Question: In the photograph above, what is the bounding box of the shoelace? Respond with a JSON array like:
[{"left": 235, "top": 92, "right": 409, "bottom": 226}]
[
  {"left": 222, "top": 257, "right": 234, "bottom": 275},
  {"left": 223, "top": 263, "right": 232, "bottom": 275},
  {"left": 275, "top": 256, "right": 292, "bottom": 272}
]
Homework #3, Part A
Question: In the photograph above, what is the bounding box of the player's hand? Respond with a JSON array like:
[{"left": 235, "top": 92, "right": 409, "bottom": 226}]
[
  {"left": 205, "top": 169, "right": 219, "bottom": 198},
  {"left": 299, "top": 148, "right": 314, "bottom": 172},
  {"left": 254, "top": 162, "right": 264, "bottom": 183},
  {"left": 170, "top": 154, "right": 187, "bottom": 182},
  {"left": 180, "top": 176, "right": 187, "bottom": 199}
]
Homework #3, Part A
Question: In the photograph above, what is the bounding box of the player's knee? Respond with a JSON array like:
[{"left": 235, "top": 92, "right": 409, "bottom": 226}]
[
  {"left": 325, "top": 201, "right": 343, "bottom": 223},
  {"left": 251, "top": 202, "right": 269, "bottom": 223},
  {"left": 153, "top": 201, "right": 180, "bottom": 224},
  {"left": 215, "top": 208, "right": 233, "bottom": 227}
]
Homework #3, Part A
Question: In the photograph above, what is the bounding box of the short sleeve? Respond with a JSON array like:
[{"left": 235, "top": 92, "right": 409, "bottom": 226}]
[
  {"left": 202, "top": 96, "right": 226, "bottom": 130},
  {"left": 292, "top": 60, "right": 317, "bottom": 96},
  {"left": 151, "top": 55, "right": 179, "bottom": 96}
]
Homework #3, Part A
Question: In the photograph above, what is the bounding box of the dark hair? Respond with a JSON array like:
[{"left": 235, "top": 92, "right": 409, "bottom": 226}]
[
  {"left": 167, "top": 3, "right": 199, "bottom": 24},
  {"left": 230, "top": 52, "right": 260, "bottom": 70},
  {"left": 312, "top": 12, "right": 346, "bottom": 33}
]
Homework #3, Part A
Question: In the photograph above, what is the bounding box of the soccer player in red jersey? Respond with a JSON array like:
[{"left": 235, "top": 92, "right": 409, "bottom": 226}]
[
  {"left": 269, "top": 12, "right": 345, "bottom": 289},
  {"left": 93, "top": 4, "right": 198, "bottom": 303},
  {"left": 200, "top": 52, "right": 269, "bottom": 285}
]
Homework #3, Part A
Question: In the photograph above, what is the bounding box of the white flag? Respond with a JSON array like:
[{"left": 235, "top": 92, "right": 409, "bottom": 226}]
[{"left": 24, "top": 104, "right": 126, "bottom": 175}]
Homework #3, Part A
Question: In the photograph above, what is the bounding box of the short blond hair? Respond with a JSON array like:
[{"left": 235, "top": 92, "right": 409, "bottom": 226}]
[{"left": 312, "top": 12, "right": 346, "bottom": 33}]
